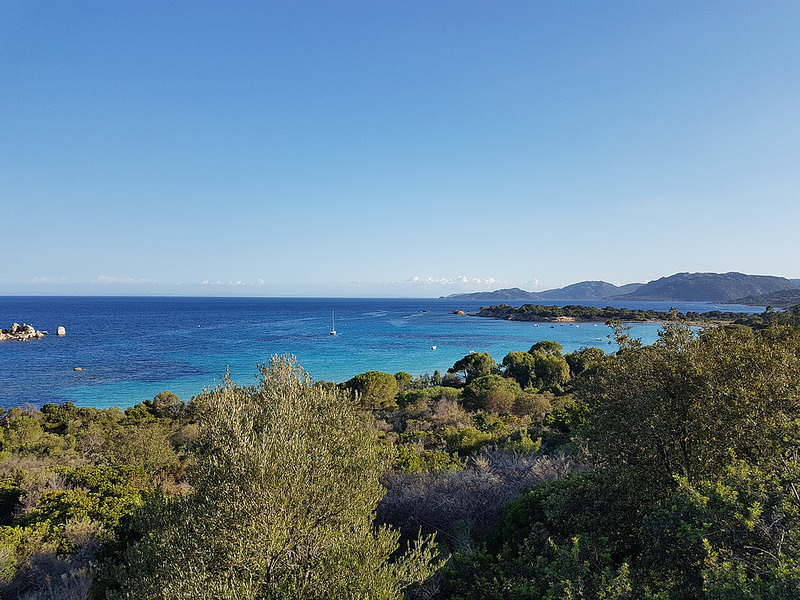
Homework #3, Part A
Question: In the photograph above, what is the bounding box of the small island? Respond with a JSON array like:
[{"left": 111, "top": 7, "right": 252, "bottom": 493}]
[{"left": 0, "top": 323, "right": 47, "bottom": 341}]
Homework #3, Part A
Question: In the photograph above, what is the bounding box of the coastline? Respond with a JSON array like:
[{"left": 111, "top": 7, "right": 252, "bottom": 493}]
[
  {"left": 470, "top": 304, "right": 760, "bottom": 327},
  {"left": 0, "top": 297, "right": 766, "bottom": 409}
]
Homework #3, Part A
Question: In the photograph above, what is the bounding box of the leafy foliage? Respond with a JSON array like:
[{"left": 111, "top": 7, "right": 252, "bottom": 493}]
[
  {"left": 6, "top": 318, "right": 799, "bottom": 599},
  {"left": 477, "top": 303, "right": 756, "bottom": 323},
  {"left": 100, "top": 357, "right": 440, "bottom": 599},
  {"left": 436, "top": 322, "right": 800, "bottom": 599},
  {"left": 502, "top": 351, "right": 537, "bottom": 388},
  {"left": 345, "top": 370, "right": 401, "bottom": 409},
  {"left": 448, "top": 353, "right": 499, "bottom": 384},
  {"left": 462, "top": 375, "right": 522, "bottom": 412}
]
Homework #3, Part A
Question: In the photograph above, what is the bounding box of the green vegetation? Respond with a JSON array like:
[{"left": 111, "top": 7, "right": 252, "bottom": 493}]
[
  {"left": 437, "top": 316, "right": 800, "bottom": 599},
  {"left": 345, "top": 370, "right": 401, "bottom": 409},
  {"left": 447, "top": 352, "right": 499, "bottom": 384},
  {"left": 99, "top": 358, "right": 439, "bottom": 599},
  {"left": 476, "top": 303, "right": 759, "bottom": 323},
  {"left": 2, "top": 304, "right": 799, "bottom": 598}
]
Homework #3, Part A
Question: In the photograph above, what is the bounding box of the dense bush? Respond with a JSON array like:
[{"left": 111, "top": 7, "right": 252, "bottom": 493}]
[
  {"left": 435, "top": 322, "right": 800, "bottom": 599},
  {"left": 461, "top": 375, "right": 522, "bottom": 412},
  {"left": 98, "top": 357, "right": 440, "bottom": 599},
  {"left": 344, "top": 370, "right": 401, "bottom": 409}
]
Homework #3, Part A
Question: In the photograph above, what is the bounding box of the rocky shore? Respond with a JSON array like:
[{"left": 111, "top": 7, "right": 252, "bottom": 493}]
[{"left": 0, "top": 323, "right": 48, "bottom": 341}]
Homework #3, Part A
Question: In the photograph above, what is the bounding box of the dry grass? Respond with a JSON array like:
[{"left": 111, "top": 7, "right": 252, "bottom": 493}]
[
  {"left": 0, "top": 519, "right": 100, "bottom": 600},
  {"left": 378, "top": 450, "right": 576, "bottom": 551},
  {"left": 13, "top": 562, "right": 93, "bottom": 600},
  {"left": 429, "top": 398, "right": 471, "bottom": 429}
]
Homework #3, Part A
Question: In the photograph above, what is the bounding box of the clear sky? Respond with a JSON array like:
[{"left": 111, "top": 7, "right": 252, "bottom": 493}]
[{"left": 2, "top": 1, "right": 799, "bottom": 297}]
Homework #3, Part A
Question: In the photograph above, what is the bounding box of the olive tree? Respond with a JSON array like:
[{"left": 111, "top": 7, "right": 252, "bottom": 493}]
[{"left": 101, "top": 357, "right": 439, "bottom": 599}]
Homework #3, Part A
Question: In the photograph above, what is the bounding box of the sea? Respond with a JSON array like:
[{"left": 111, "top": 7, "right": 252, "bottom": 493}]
[{"left": 0, "top": 296, "right": 764, "bottom": 410}]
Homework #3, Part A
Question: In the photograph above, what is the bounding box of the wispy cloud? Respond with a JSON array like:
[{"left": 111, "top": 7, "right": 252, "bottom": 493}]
[
  {"left": 407, "top": 275, "right": 503, "bottom": 288},
  {"left": 92, "top": 274, "right": 157, "bottom": 285},
  {"left": 522, "top": 279, "right": 541, "bottom": 290},
  {"left": 200, "top": 279, "right": 267, "bottom": 287},
  {"left": 30, "top": 277, "right": 68, "bottom": 284}
]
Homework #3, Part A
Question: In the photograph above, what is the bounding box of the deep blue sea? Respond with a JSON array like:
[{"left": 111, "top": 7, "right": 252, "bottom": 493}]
[{"left": 0, "top": 297, "right": 763, "bottom": 409}]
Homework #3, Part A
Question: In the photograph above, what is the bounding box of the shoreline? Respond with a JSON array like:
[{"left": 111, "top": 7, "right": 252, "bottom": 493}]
[
  {"left": 470, "top": 304, "right": 758, "bottom": 327},
  {"left": 470, "top": 313, "right": 736, "bottom": 328}
]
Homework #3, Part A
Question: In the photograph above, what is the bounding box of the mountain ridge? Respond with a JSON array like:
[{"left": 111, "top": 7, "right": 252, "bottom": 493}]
[{"left": 443, "top": 272, "right": 800, "bottom": 304}]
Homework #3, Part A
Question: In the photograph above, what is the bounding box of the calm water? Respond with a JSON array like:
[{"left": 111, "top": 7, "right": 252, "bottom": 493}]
[{"left": 0, "top": 297, "right": 763, "bottom": 409}]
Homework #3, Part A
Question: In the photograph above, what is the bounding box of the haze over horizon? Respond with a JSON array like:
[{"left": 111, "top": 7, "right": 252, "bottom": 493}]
[{"left": 3, "top": 2, "right": 799, "bottom": 297}]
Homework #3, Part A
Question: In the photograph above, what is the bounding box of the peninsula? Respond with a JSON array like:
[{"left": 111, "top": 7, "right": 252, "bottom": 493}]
[{"left": 473, "top": 304, "right": 754, "bottom": 324}]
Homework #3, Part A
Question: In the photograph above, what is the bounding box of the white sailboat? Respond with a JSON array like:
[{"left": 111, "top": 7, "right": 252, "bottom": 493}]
[{"left": 330, "top": 310, "right": 336, "bottom": 336}]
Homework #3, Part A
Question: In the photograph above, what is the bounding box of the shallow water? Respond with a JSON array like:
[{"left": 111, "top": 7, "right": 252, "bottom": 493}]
[{"left": 0, "top": 296, "right": 762, "bottom": 409}]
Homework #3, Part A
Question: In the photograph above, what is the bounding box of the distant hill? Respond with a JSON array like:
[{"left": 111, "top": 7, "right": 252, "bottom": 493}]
[
  {"left": 536, "top": 280, "right": 642, "bottom": 300},
  {"left": 442, "top": 287, "right": 541, "bottom": 301},
  {"left": 444, "top": 281, "right": 646, "bottom": 302},
  {"left": 445, "top": 272, "right": 798, "bottom": 303},
  {"left": 732, "top": 289, "right": 800, "bottom": 308},
  {"left": 619, "top": 272, "right": 798, "bottom": 302}
]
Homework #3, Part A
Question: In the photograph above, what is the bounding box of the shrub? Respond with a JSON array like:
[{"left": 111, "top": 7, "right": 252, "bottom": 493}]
[
  {"left": 98, "top": 357, "right": 441, "bottom": 599},
  {"left": 462, "top": 375, "right": 522, "bottom": 412},
  {"left": 345, "top": 370, "right": 400, "bottom": 409}
]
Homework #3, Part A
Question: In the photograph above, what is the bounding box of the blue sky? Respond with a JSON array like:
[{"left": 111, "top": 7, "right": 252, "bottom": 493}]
[{"left": 2, "top": 1, "right": 799, "bottom": 297}]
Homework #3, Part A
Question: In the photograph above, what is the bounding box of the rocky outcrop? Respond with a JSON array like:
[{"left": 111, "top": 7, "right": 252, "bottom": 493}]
[{"left": 0, "top": 323, "right": 47, "bottom": 341}]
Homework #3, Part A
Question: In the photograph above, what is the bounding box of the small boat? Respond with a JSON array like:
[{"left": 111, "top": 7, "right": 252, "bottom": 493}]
[
  {"left": 330, "top": 311, "right": 336, "bottom": 336},
  {"left": 430, "top": 345, "right": 437, "bottom": 350}
]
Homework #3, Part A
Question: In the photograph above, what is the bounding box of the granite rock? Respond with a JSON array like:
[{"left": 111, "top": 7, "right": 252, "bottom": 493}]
[{"left": 0, "top": 323, "right": 47, "bottom": 341}]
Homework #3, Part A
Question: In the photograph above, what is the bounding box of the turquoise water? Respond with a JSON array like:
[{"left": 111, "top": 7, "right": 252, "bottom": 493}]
[{"left": 0, "top": 297, "right": 762, "bottom": 409}]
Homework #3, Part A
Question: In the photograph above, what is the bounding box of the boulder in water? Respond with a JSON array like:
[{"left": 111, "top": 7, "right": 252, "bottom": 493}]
[{"left": 0, "top": 323, "right": 47, "bottom": 341}]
